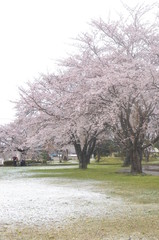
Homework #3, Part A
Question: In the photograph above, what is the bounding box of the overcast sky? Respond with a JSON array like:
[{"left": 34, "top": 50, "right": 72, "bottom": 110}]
[{"left": 0, "top": 0, "right": 154, "bottom": 124}]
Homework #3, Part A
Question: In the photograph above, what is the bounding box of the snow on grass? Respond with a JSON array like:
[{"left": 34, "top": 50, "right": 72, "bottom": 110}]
[{"left": 0, "top": 166, "right": 123, "bottom": 227}]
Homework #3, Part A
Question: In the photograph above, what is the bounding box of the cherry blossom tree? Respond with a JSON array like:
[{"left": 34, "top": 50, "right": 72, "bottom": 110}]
[
  {"left": 0, "top": 120, "right": 29, "bottom": 161},
  {"left": 75, "top": 3, "right": 159, "bottom": 173},
  {"left": 16, "top": 65, "right": 107, "bottom": 169},
  {"left": 12, "top": 2, "right": 159, "bottom": 174}
]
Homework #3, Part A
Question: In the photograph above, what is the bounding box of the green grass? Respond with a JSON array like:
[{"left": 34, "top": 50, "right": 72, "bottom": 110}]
[
  {"left": 143, "top": 158, "right": 159, "bottom": 165},
  {"left": 93, "top": 156, "right": 123, "bottom": 165},
  {"left": 29, "top": 164, "right": 159, "bottom": 188},
  {"left": 1, "top": 157, "right": 159, "bottom": 239},
  {"left": 1, "top": 158, "right": 159, "bottom": 239},
  {"left": 27, "top": 157, "right": 159, "bottom": 204}
]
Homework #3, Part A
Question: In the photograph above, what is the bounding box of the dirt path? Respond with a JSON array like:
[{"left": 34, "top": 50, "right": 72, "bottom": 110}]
[
  {"left": 143, "top": 164, "right": 159, "bottom": 175},
  {"left": 119, "top": 164, "right": 159, "bottom": 176}
]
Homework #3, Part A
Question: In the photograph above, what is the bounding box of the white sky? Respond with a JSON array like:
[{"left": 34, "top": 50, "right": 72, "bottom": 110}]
[{"left": 0, "top": 0, "right": 154, "bottom": 124}]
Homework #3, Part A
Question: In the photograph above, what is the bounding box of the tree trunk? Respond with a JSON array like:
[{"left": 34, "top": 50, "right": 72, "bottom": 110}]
[
  {"left": 73, "top": 137, "right": 96, "bottom": 169},
  {"left": 97, "top": 149, "right": 100, "bottom": 162},
  {"left": 130, "top": 148, "right": 142, "bottom": 174},
  {"left": 144, "top": 149, "right": 150, "bottom": 162},
  {"left": 74, "top": 142, "right": 87, "bottom": 169},
  {"left": 87, "top": 157, "right": 90, "bottom": 164},
  {"left": 79, "top": 155, "right": 88, "bottom": 169}
]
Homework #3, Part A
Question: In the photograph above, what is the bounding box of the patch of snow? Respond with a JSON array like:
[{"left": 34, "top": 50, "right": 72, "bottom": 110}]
[{"left": 0, "top": 166, "right": 123, "bottom": 227}]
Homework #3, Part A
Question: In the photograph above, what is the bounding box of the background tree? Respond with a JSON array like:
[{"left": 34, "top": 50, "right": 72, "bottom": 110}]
[
  {"left": 16, "top": 63, "right": 107, "bottom": 169},
  {"left": 75, "top": 3, "right": 159, "bottom": 173},
  {"left": 3, "top": 2, "right": 159, "bottom": 174}
]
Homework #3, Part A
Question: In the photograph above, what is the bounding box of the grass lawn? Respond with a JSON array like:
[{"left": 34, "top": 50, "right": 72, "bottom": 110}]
[
  {"left": 25, "top": 158, "right": 159, "bottom": 239},
  {"left": 28, "top": 157, "right": 159, "bottom": 204},
  {"left": 1, "top": 157, "right": 159, "bottom": 239}
]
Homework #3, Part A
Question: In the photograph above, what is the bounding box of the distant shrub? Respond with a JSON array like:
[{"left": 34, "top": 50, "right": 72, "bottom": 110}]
[
  {"left": 114, "top": 153, "right": 122, "bottom": 157},
  {"left": 4, "top": 160, "right": 13, "bottom": 166},
  {"left": 98, "top": 156, "right": 123, "bottom": 165},
  {"left": 40, "top": 150, "right": 51, "bottom": 164},
  {"left": 26, "top": 160, "right": 42, "bottom": 165}
]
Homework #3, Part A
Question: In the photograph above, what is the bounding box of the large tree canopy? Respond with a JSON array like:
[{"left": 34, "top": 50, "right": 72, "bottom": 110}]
[
  {"left": 75, "top": 3, "right": 159, "bottom": 172},
  {"left": 16, "top": 62, "right": 107, "bottom": 168},
  {"left": 1, "top": 3, "right": 159, "bottom": 172}
]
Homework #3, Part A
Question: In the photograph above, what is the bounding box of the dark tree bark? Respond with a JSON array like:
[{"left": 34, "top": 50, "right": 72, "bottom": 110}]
[
  {"left": 130, "top": 147, "right": 142, "bottom": 174},
  {"left": 114, "top": 96, "right": 154, "bottom": 174},
  {"left": 144, "top": 149, "right": 150, "bottom": 162},
  {"left": 97, "top": 149, "right": 101, "bottom": 162},
  {"left": 73, "top": 137, "right": 96, "bottom": 169}
]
